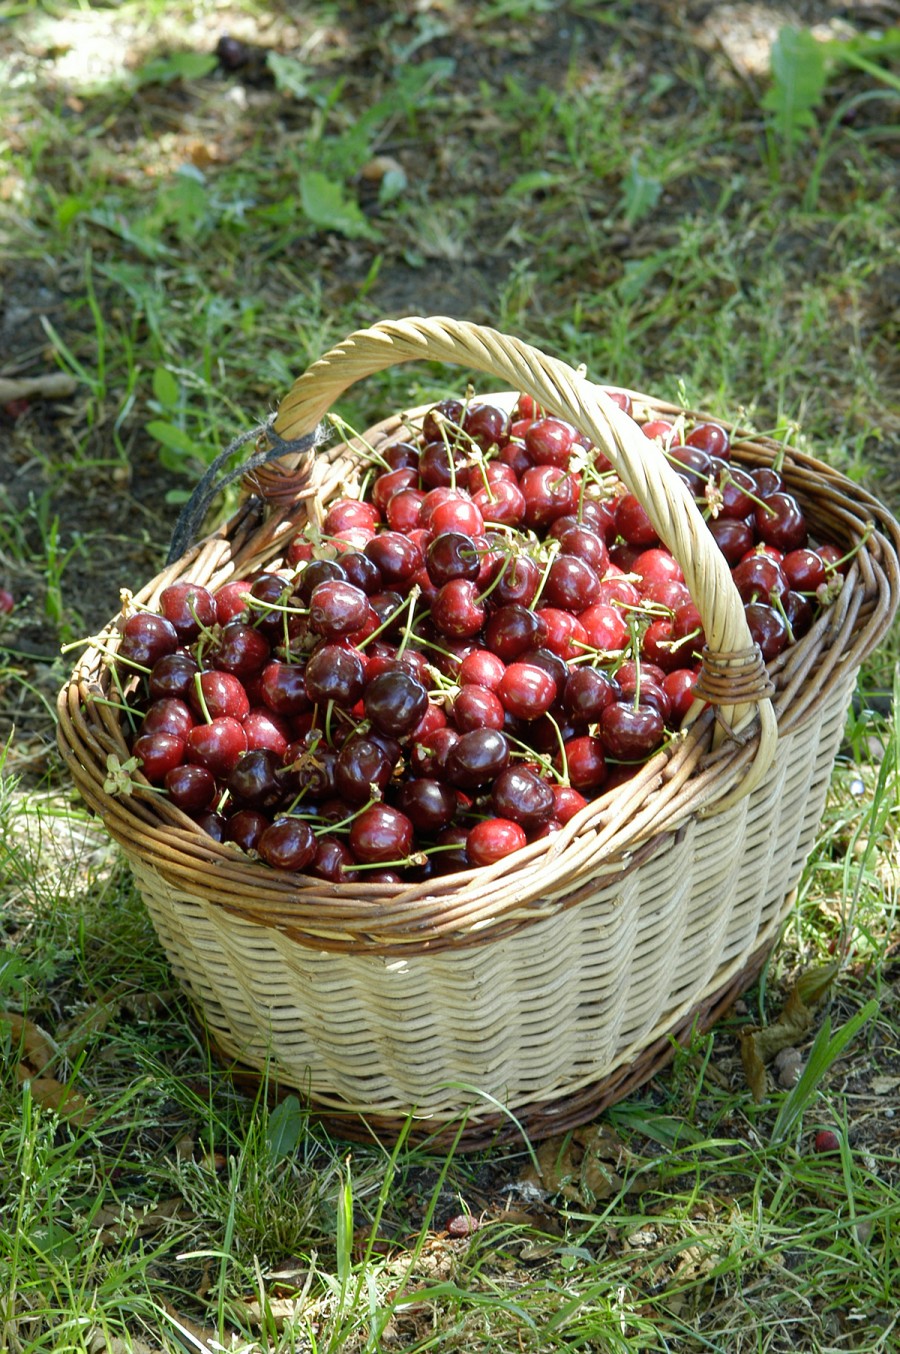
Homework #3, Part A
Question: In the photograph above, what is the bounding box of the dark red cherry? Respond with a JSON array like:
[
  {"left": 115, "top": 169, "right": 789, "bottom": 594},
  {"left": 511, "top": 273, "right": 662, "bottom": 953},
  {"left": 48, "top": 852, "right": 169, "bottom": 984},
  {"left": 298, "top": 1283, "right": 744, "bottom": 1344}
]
[
  {"left": 559, "top": 735, "right": 607, "bottom": 791},
  {"left": 335, "top": 736, "right": 394, "bottom": 804},
  {"left": 185, "top": 716, "right": 248, "bottom": 777},
  {"left": 598, "top": 702, "right": 665, "bottom": 760},
  {"left": 349, "top": 804, "right": 414, "bottom": 864},
  {"left": 754, "top": 492, "right": 808, "bottom": 553},
  {"left": 490, "top": 765, "right": 555, "bottom": 830},
  {"left": 132, "top": 732, "right": 186, "bottom": 783},
  {"left": 445, "top": 728, "right": 510, "bottom": 789},
  {"left": 258, "top": 818, "right": 317, "bottom": 872},
  {"left": 396, "top": 778, "right": 458, "bottom": 834},
  {"left": 225, "top": 809, "right": 271, "bottom": 854},
  {"left": 164, "top": 763, "right": 217, "bottom": 813},
  {"left": 210, "top": 622, "right": 271, "bottom": 678},
  {"left": 563, "top": 667, "right": 619, "bottom": 723},
  {"left": 141, "top": 697, "right": 194, "bottom": 740},
  {"left": 304, "top": 645, "right": 365, "bottom": 706},
  {"left": 497, "top": 662, "right": 557, "bottom": 719},
  {"left": 364, "top": 670, "right": 429, "bottom": 736},
  {"left": 117, "top": 612, "right": 179, "bottom": 669},
  {"left": 149, "top": 651, "right": 201, "bottom": 701},
  {"left": 158, "top": 582, "right": 217, "bottom": 643}
]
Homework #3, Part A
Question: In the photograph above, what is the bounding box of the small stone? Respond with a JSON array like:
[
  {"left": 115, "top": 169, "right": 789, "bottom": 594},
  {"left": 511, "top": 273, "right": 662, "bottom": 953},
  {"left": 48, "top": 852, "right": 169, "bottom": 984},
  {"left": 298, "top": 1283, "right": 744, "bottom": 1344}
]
[
  {"left": 773, "top": 1046, "right": 804, "bottom": 1088},
  {"left": 446, "top": 1212, "right": 478, "bottom": 1237}
]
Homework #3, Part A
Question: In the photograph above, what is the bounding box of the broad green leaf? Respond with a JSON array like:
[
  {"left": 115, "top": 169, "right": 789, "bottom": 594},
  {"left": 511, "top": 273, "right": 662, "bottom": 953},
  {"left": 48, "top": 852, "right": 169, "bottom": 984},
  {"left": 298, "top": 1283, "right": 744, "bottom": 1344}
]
[
  {"left": 267, "top": 53, "right": 311, "bottom": 99},
  {"left": 299, "top": 171, "right": 380, "bottom": 240},
  {"left": 266, "top": 1094, "right": 305, "bottom": 1162},
  {"left": 145, "top": 420, "right": 199, "bottom": 455},
  {"left": 621, "top": 154, "right": 662, "bottom": 226},
  {"left": 152, "top": 368, "right": 180, "bottom": 409},
  {"left": 762, "top": 27, "right": 827, "bottom": 150}
]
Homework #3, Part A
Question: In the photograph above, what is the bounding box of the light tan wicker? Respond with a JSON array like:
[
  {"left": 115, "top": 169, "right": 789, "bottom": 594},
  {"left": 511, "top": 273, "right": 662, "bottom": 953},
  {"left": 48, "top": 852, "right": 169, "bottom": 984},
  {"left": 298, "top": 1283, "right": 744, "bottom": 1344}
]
[{"left": 57, "top": 318, "right": 900, "bottom": 1148}]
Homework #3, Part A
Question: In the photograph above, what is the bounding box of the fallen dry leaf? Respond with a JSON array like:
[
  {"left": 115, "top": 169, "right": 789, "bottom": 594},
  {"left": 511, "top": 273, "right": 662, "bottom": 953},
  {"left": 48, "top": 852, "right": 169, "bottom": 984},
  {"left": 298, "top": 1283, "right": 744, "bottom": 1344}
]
[
  {"left": 521, "top": 1123, "right": 641, "bottom": 1204},
  {"left": 739, "top": 962, "right": 839, "bottom": 1101},
  {"left": 15, "top": 1067, "right": 96, "bottom": 1125},
  {"left": 3, "top": 1010, "right": 57, "bottom": 1073}
]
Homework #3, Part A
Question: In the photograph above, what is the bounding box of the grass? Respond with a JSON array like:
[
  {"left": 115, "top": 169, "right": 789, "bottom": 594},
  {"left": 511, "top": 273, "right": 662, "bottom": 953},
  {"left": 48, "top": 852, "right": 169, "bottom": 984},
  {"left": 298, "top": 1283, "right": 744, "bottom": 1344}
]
[{"left": 1, "top": 1, "right": 899, "bottom": 1349}]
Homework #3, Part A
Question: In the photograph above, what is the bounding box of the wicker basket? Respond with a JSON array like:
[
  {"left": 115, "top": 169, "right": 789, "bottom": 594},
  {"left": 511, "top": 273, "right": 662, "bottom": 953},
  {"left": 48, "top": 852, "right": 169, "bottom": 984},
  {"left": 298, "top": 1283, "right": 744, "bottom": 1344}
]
[{"left": 57, "top": 318, "right": 900, "bottom": 1149}]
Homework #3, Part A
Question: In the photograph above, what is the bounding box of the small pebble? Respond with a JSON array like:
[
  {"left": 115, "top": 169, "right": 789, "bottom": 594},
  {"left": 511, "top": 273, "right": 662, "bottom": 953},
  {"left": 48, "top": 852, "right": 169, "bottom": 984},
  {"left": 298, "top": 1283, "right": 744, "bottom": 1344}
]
[{"left": 850, "top": 777, "right": 866, "bottom": 797}]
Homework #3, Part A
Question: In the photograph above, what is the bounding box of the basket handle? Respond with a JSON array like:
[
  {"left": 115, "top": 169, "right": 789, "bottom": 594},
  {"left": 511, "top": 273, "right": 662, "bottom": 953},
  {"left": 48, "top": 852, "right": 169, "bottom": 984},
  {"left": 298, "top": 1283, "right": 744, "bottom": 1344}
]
[{"left": 274, "top": 316, "right": 778, "bottom": 809}]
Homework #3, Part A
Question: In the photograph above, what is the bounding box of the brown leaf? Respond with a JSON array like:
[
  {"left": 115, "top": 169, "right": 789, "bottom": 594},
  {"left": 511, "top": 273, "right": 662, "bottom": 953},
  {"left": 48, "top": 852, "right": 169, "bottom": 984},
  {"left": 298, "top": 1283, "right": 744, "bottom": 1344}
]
[
  {"left": 3, "top": 1011, "right": 57, "bottom": 1073},
  {"left": 521, "top": 1124, "right": 639, "bottom": 1204},
  {"left": 739, "top": 963, "right": 839, "bottom": 1102},
  {"left": 16, "top": 1066, "right": 95, "bottom": 1125}
]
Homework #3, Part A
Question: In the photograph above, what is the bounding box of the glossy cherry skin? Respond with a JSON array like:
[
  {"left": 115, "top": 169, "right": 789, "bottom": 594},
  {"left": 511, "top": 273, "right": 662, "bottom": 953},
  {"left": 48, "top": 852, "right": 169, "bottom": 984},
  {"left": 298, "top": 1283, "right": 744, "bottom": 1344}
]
[
  {"left": 445, "top": 728, "right": 510, "bottom": 789},
  {"left": 158, "top": 582, "right": 217, "bottom": 643},
  {"left": 164, "top": 763, "right": 217, "bottom": 813},
  {"left": 431, "top": 579, "right": 486, "bottom": 638},
  {"left": 132, "top": 732, "right": 186, "bottom": 783},
  {"left": 209, "top": 622, "right": 271, "bottom": 678},
  {"left": 396, "top": 778, "right": 458, "bottom": 834},
  {"left": 364, "top": 670, "right": 429, "bottom": 737},
  {"left": 598, "top": 702, "right": 665, "bottom": 760},
  {"left": 189, "top": 670, "right": 250, "bottom": 723},
  {"left": 257, "top": 817, "right": 317, "bottom": 872},
  {"left": 185, "top": 716, "right": 248, "bottom": 777},
  {"left": 149, "top": 651, "right": 201, "bottom": 701},
  {"left": 453, "top": 684, "right": 506, "bottom": 731},
  {"left": 349, "top": 804, "right": 414, "bottom": 864},
  {"left": 754, "top": 492, "right": 808, "bottom": 553},
  {"left": 466, "top": 818, "right": 527, "bottom": 867},
  {"left": 117, "top": 613, "right": 179, "bottom": 669},
  {"left": 497, "top": 663, "right": 557, "bottom": 720},
  {"left": 563, "top": 667, "right": 619, "bottom": 723},
  {"left": 304, "top": 645, "right": 366, "bottom": 706},
  {"left": 490, "top": 765, "right": 555, "bottom": 830}
]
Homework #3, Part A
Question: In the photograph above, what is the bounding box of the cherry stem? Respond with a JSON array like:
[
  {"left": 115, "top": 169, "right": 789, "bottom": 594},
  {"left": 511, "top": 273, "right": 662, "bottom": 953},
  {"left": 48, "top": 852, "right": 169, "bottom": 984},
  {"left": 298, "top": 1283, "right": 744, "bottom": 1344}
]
[{"left": 192, "top": 672, "right": 213, "bottom": 724}]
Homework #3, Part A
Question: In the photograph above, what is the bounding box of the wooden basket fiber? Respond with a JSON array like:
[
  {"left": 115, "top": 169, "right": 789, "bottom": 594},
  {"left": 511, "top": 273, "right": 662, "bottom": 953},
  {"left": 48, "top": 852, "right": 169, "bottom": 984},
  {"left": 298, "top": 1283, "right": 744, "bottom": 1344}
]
[{"left": 57, "top": 318, "right": 900, "bottom": 1150}]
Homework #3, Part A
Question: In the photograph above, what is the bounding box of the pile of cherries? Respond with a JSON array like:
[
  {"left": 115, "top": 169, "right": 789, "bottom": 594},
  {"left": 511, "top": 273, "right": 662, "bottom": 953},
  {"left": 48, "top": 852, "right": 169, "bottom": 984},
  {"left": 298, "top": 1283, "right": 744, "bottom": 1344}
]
[{"left": 113, "top": 392, "right": 846, "bottom": 882}]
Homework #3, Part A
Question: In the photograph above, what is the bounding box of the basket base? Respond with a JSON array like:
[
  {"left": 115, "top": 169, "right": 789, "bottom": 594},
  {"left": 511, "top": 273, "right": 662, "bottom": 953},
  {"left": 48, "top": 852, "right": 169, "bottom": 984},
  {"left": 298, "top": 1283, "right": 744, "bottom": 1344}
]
[{"left": 200, "top": 928, "right": 778, "bottom": 1154}]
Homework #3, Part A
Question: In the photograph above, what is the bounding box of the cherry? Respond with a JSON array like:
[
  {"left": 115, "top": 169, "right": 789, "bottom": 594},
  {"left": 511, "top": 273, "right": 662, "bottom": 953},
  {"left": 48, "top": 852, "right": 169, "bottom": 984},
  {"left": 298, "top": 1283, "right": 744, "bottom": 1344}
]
[
  {"left": 458, "top": 648, "right": 506, "bottom": 691},
  {"left": 312, "top": 835, "right": 358, "bottom": 882},
  {"left": 118, "top": 612, "right": 179, "bottom": 669},
  {"left": 642, "top": 419, "right": 676, "bottom": 446},
  {"left": 708, "top": 516, "right": 754, "bottom": 565},
  {"left": 466, "top": 818, "right": 527, "bottom": 866},
  {"left": 484, "top": 604, "right": 545, "bottom": 661},
  {"left": 149, "top": 651, "right": 200, "bottom": 701},
  {"left": 483, "top": 553, "right": 538, "bottom": 608},
  {"left": 491, "top": 765, "right": 555, "bottom": 830},
  {"left": 752, "top": 466, "right": 783, "bottom": 498},
  {"left": 386, "top": 488, "right": 426, "bottom": 533},
  {"left": 227, "top": 748, "right": 284, "bottom": 809},
  {"left": 534, "top": 608, "right": 588, "bottom": 661},
  {"left": 349, "top": 804, "right": 414, "bottom": 864},
  {"left": 248, "top": 573, "right": 293, "bottom": 632},
  {"left": 410, "top": 726, "right": 460, "bottom": 778},
  {"left": 552, "top": 783, "right": 589, "bottom": 824},
  {"left": 308, "top": 579, "right": 370, "bottom": 637},
  {"left": 258, "top": 818, "right": 317, "bottom": 872},
  {"left": 158, "top": 582, "right": 217, "bottom": 642},
  {"left": 578, "top": 603, "right": 629, "bottom": 653},
  {"left": 226, "top": 809, "right": 271, "bottom": 854},
  {"left": 431, "top": 579, "right": 486, "bottom": 638},
  {"left": 192, "top": 811, "right": 227, "bottom": 842},
  {"left": 615, "top": 495, "right": 659, "bottom": 547},
  {"left": 422, "top": 397, "right": 465, "bottom": 442},
  {"left": 732, "top": 554, "right": 788, "bottom": 605},
  {"left": 599, "top": 702, "right": 665, "bottom": 759},
  {"left": 214, "top": 579, "right": 252, "bottom": 624},
  {"left": 141, "top": 697, "right": 194, "bottom": 740},
  {"left": 497, "top": 662, "right": 557, "bottom": 720},
  {"left": 563, "top": 667, "right": 619, "bottom": 723},
  {"left": 430, "top": 495, "right": 485, "bottom": 538},
  {"left": 686, "top": 421, "right": 730, "bottom": 457},
  {"left": 663, "top": 668, "right": 700, "bottom": 722},
  {"left": 372, "top": 467, "right": 417, "bottom": 515},
  {"left": 185, "top": 717, "right": 248, "bottom": 777},
  {"left": 463, "top": 401, "right": 508, "bottom": 450},
  {"left": 396, "top": 778, "right": 458, "bottom": 834},
  {"left": 520, "top": 465, "right": 580, "bottom": 528},
  {"left": 340, "top": 551, "right": 383, "bottom": 594},
  {"left": 259, "top": 661, "right": 312, "bottom": 715},
  {"left": 472, "top": 479, "right": 527, "bottom": 527},
  {"left": 744, "top": 602, "right": 790, "bottom": 661},
  {"left": 364, "top": 532, "right": 423, "bottom": 586},
  {"left": 445, "top": 728, "right": 510, "bottom": 789},
  {"left": 419, "top": 440, "right": 467, "bottom": 489},
  {"left": 209, "top": 622, "right": 271, "bottom": 678},
  {"left": 335, "top": 736, "right": 395, "bottom": 803},
  {"left": 132, "top": 731, "right": 186, "bottom": 783},
  {"left": 282, "top": 739, "right": 338, "bottom": 799},
  {"left": 322, "top": 497, "right": 380, "bottom": 535},
  {"left": 164, "top": 763, "right": 217, "bottom": 813},
  {"left": 364, "top": 670, "right": 429, "bottom": 737},
  {"left": 560, "top": 735, "right": 607, "bottom": 791},
  {"left": 631, "top": 548, "right": 684, "bottom": 591},
  {"left": 523, "top": 417, "right": 576, "bottom": 468},
  {"left": 453, "top": 683, "right": 505, "bottom": 731},
  {"left": 782, "top": 548, "right": 826, "bottom": 592},
  {"left": 242, "top": 707, "right": 292, "bottom": 755},
  {"left": 304, "top": 645, "right": 365, "bottom": 706},
  {"left": 426, "top": 531, "right": 481, "bottom": 585},
  {"left": 189, "top": 670, "right": 250, "bottom": 723},
  {"left": 543, "top": 555, "right": 602, "bottom": 611},
  {"left": 754, "top": 492, "right": 808, "bottom": 553},
  {"left": 556, "top": 524, "right": 609, "bottom": 576},
  {"left": 382, "top": 440, "right": 420, "bottom": 471}
]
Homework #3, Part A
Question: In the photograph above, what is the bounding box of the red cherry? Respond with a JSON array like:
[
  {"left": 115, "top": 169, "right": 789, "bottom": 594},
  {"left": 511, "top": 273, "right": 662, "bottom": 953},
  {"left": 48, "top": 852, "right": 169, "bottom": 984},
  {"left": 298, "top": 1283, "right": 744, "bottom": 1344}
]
[
  {"left": 814, "top": 1129, "right": 841, "bottom": 1153},
  {"left": 615, "top": 495, "right": 658, "bottom": 547},
  {"left": 431, "top": 579, "right": 486, "bottom": 638},
  {"left": 552, "top": 784, "right": 589, "bottom": 824},
  {"left": 598, "top": 702, "right": 665, "bottom": 759},
  {"left": 117, "top": 613, "right": 179, "bottom": 669},
  {"left": 186, "top": 716, "right": 248, "bottom": 777},
  {"left": 560, "top": 735, "right": 607, "bottom": 791},
  {"left": 132, "top": 732, "right": 186, "bottom": 783},
  {"left": 497, "top": 662, "right": 557, "bottom": 720},
  {"left": 453, "top": 684, "right": 506, "bottom": 731},
  {"left": 458, "top": 648, "right": 506, "bottom": 691},
  {"left": 158, "top": 582, "right": 217, "bottom": 642},
  {"left": 258, "top": 818, "right": 317, "bottom": 872},
  {"left": 349, "top": 804, "right": 414, "bottom": 864},
  {"left": 466, "top": 818, "right": 527, "bottom": 866}
]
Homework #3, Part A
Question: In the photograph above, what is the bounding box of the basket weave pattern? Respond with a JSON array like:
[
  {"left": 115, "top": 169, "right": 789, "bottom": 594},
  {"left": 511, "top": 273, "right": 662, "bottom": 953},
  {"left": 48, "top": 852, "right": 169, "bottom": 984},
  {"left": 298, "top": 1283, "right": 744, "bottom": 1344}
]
[{"left": 57, "top": 319, "right": 900, "bottom": 1145}]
